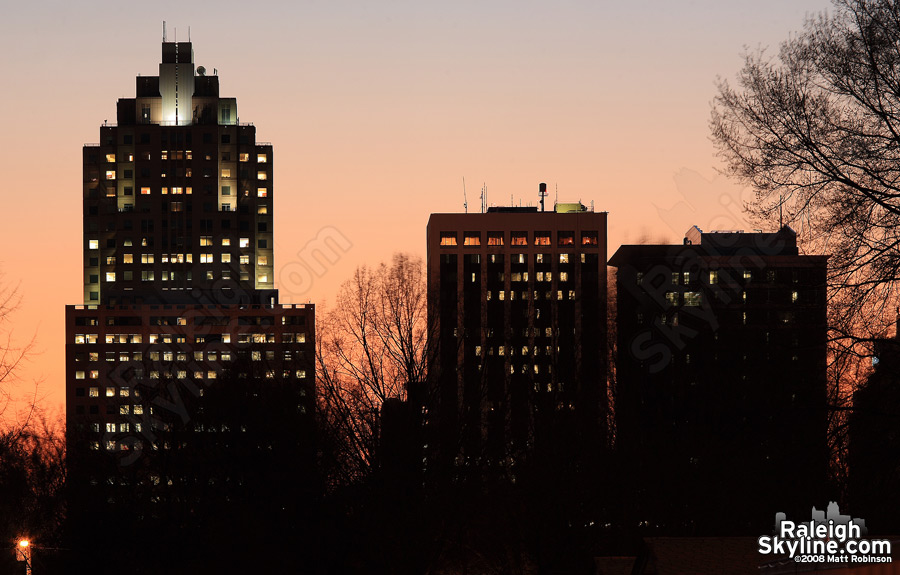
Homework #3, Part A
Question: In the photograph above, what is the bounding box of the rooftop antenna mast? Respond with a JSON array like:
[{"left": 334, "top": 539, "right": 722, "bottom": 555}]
[
  {"left": 163, "top": 21, "right": 167, "bottom": 42},
  {"left": 463, "top": 177, "right": 468, "bottom": 213}
]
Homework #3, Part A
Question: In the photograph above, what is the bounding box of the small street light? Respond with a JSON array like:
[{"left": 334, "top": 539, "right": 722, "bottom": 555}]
[{"left": 16, "top": 539, "right": 32, "bottom": 575}]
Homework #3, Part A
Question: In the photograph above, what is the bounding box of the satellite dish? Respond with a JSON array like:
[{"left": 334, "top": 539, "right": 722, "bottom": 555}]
[{"left": 197, "top": 66, "right": 206, "bottom": 76}]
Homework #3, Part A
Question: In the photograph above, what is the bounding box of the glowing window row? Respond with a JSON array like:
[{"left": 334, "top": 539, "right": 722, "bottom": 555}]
[{"left": 441, "top": 231, "right": 599, "bottom": 247}]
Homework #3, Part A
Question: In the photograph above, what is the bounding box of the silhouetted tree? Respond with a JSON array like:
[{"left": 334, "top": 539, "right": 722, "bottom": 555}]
[
  {"left": 316, "top": 253, "right": 429, "bottom": 488},
  {"left": 711, "top": 0, "right": 900, "bottom": 348},
  {"left": 710, "top": 0, "right": 900, "bottom": 502}
]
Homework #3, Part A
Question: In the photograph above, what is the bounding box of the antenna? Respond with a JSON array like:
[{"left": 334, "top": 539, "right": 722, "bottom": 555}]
[
  {"left": 188, "top": 26, "right": 191, "bottom": 42},
  {"left": 163, "top": 21, "right": 167, "bottom": 42},
  {"left": 463, "top": 177, "right": 468, "bottom": 213}
]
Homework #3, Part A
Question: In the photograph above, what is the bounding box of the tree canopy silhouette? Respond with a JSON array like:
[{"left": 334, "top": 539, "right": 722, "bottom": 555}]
[{"left": 712, "top": 0, "right": 900, "bottom": 346}]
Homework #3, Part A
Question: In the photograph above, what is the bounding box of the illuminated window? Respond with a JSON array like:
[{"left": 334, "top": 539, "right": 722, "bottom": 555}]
[
  {"left": 221, "top": 169, "right": 231, "bottom": 178},
  {"left": 257, "top": 171, "right": 267, "bottom": 180},
  {"left": 221, "top": 253, "right": 231, "bottom": 263},
  {"left": 106, "top": 154, "right": 116, "bottom": 162},
  {"left": 88, "top": 240, "right": 99, "bottom": 250},
  {"left": 200, "top": 254, "right": 213, "bottom": 263},
  {"left": 671, "top": 272, "right": 679, "bottom": 285},
  {"left": 75, "top": 371, "right": 85, "bottom": 380},
  {"left": 665, "top": 292, "right": 679, "bottom": 305},
  {"left": 487, "top": 232, "right": 503, "bottom": 246},
  {"left": 684, "top": 292, "right": 701, "bottom": 306},
  {"left": 463, "top": 233, "right": 481, "bottom": 246},
  {"left": 581, "top": 231, "right": 598, "bottom": 245},
  {"left": 257, "top": 187, "right": 268, "bottom": 198},
  {"left": 106, "top": 387, "right": 115, "bottom": 397},
  {"left": 240, "top": 255, "right": 250, "bottom": 265},
  {"left": 141, "top": 254, "right": 154, "bottom": 264},
  {"left": 439, "top": 232, "right": 457, "bottom": 246},
  {"left": 200, "top": 236, "right": 213, "bottom": 246},
  {"left": 258, "top": 256, "right": 268, "bottom": 266},
  {"left": 709, "top": 271, "right": 718, "bottom": 284},
  {"left": 258, "top": 205, "right": 268, "bottom": 215},
  {"left": 792, "top": 290, "right": 799, "bottom": 303},
  {"left": 743, "top": 270, "right": 752, "bottom": 280},
  {"left": 511, "top": 232, "right": 528, "bottom": 246},
  {"left": 106, "top": 256, "right": 116, "bottom": 265},
  {"left": 683, "top": 271, "right": 691, "bottom": 284},
  {"left": 559, "top": 254, "right": 569, "bottom": 264},
  {"left": 258, "top": 274, "right": 269, "bottom": 283},
  {"left": 257, "top": 154, "right": 267, "bottom": 163},
  {"left": 534, "top": 232, "right": 551, "bottom": 246},
  {"left": 171, "top": 186, "right": 183, "bottom": 194},
  {"left": 221, "top": 238, "right": 231, "bottom": 246},
  {"left": 161, "top": 151, "right": 168, "bottom": 160},
  {"left": 240, "top": 238, "right": 250, "bottom": 248},
  {"left": 141, "top": 271, "right": 154, "bottom": 281},
  {"left": 239, "top": 153, "right": 249, "bottom": 162},
  {"left": 558, "top": 232, "right": 575, "bottom": 246},
  {"left": 123, "top": 254, "right": 133, "bottom": 264},
  {"left": 559, "top": 272, "right": 569, "bottom": 282},
  {"left": 141, "top": 187, "right": 151, "bottom": 195},
  {"left": 105, "top": 171, "right": 115, "bottom": 180},
  {"left": 106, "top": 272, "right": 115, "bottom": 282}
]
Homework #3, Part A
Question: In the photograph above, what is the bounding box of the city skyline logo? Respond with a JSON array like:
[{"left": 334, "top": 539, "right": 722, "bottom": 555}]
[{"left": 758, "top": 502, "right": 892, "bottom": 565}]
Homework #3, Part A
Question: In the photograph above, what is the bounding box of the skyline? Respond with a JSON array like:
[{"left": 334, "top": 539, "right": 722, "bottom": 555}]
[{"left": 0, "top": 0, "right": 834, "bottom": 414}]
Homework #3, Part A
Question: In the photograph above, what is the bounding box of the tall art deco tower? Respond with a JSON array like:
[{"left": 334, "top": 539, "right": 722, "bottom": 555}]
[{"left": 65, "top": 40, "right": 315, "bottom": 487}]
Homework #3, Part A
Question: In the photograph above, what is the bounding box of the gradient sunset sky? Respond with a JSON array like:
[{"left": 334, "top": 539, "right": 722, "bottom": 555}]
[{"left": 0, "top": 0, "right": 834, "bottom": 415}]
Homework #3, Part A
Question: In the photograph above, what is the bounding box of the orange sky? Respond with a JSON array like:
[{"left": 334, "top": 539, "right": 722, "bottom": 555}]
[{"left": 0, "top": 0, "right": 834, "bottom": 417}]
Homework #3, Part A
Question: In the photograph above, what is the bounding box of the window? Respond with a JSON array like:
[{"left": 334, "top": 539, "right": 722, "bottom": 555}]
[
  {"left": 239, "top": 153, "right": 250, "bottom": 162},
  {"left": 141, "top": 254, "right": 154, "bottom": 264},
  {"left": 221, "top": 253, "right": 232, "bottom": 263},
  {"left": 106, "top": 387, "right": 115, "bottom": 397},
  {"left": 487, "top": 232, "right": 503, "bottom": 246},
  {"left": 200, "top": 236, "right": 213, "bottom": 247},
  {"left": 141, "top": 271, "right": 155, "bottom": 281},
  {"left": 743, "top": 270, "right": 752, "bottom": 280},
  {"left": 684, "top": 292, "right": 701, "bottom": 306},
  {"left": 665, "top": 292, "right": 679, "bottom": 306},
  {"left": 200, "top": 254, "right": 214, "bottom": 263},
  {"left": 105, "top": 171, "right": 115, "bottom": 180},
  {"left": 709, "top": 270, "right": 718, "bottom": 284},
  {"left": 534, "top": 232, "right": 551, "bottom": 246},
  {"left": 558, "top": 232, "right": 575, "bottom": 246},
  {"left": 141, "top": 187, "right": 151, "bottom": 195},
  {"left": 258, "top": 154, "right": 268, "bottom": 163},
  {"left": 257, "top": 188, "right": 268, "bottom": 198},
  {"left": 511, "top": 232, "right": 528, "bottom": 246},
  {"left": 123, "top": 254, "right": 133, "bottom": 264},
  {"left": 792, "top": 290, "right": 799, "bottom": 303},
  {"left": 221, "top": 169, "right": 232, "bottom": 178},
  {"left": 581, "top": 231, "right": 598, "bottom": 245},
  {"left": 671, "top": 272, "right": 679, "bottom": 285},
  {"left": 240, "top": 255, "right": 250, "bottom": 264},
  {"left": 106, "top": 272, "right": 115, "bottom": 282},
  {"left": 257, "top": 171, "right": 267, "bottom": 180},
  {"left": 258, "top": 256, "right": 269, "bottom": 266},
  {"left": 683, "top": 271, "right": 691, "bottom": 284},
  {"left": 88, "top": 240, "right": 99, "bottom": 250},
  {"left": 106, "top": 154, "right": 116, "bottom": 162},
  {"left": 559, "top": 254, "right": 570, "bottom": 264},
  {"left": 463, "top": 233, "right": 480, "bottom": 246},
  {"left": 439, "top": 232, "right": 457, "bottom": 246}
]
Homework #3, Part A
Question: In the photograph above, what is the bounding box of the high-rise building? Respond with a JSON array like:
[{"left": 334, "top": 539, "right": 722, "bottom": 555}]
[
  {"left": 425, "top": 199, "right": 607, "bottom": 481},
  {"left": 65, "top": 41, "right": 314, "bottom": 488},
  {"left": 609, "top": 225, "right": 828, "bottom": 534}
]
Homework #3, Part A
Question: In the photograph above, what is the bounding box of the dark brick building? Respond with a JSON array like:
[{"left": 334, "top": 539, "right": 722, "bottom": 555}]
[
  {"left": 426, "top": 201, "right": 607, "bottom": 481},
  {"left": 609, "top": 226, "right": 828, "bottom": 534}
]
